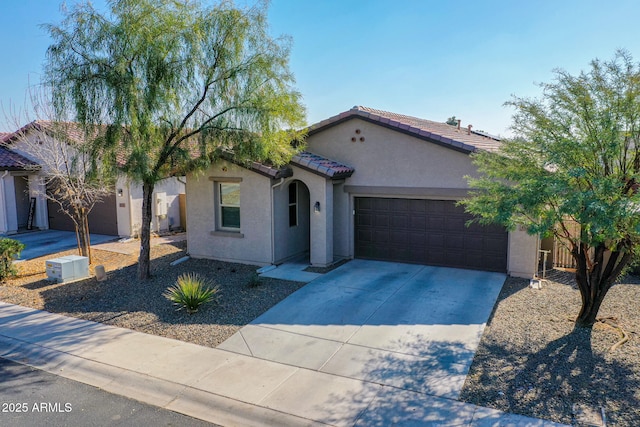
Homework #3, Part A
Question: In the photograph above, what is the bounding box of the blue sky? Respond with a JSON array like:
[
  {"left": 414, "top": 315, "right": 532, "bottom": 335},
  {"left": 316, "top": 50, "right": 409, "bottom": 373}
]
[{"left": 1, "top": 0, "right": 639, "bottom": 135}]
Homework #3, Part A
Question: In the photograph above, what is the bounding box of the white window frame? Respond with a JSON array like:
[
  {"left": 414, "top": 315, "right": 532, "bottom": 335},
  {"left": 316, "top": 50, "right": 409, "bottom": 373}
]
[{"left": 217, "top": 181, "right": 241, "bottom": 231}]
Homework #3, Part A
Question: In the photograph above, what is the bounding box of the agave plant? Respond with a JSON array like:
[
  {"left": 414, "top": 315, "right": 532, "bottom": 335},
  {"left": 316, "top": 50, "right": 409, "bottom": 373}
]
[{"left": 164, "top": 273, "right": 219, "bottom": 314}]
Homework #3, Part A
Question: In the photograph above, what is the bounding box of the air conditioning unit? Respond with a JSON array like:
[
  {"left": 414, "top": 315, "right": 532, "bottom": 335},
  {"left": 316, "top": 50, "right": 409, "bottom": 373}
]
[{"left": 46, "top": 255, "right": 90, "bottom": 283}]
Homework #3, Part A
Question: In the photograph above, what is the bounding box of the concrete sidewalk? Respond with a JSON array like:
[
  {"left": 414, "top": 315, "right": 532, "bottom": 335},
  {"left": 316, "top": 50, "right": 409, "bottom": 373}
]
[{"left": 0, "top": 302, "right": 566, "bottom": 426}]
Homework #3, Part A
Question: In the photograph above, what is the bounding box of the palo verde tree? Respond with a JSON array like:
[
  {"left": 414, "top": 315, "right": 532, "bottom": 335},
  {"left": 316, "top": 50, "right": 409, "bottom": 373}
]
[
  {"left": 44, "top": 0, "right": 306, "bottom": 279},
  {"left": 461, "top": 50, "right": 640, "bottom": 327}
]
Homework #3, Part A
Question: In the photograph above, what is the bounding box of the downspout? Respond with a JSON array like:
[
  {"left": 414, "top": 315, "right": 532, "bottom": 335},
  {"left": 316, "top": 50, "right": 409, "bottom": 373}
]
[
  {"left": 270, "top": 177, "right": 285, "bottom": 264},
  {"left": 0, "top": 171, "right": 8, "bottom": 234}
]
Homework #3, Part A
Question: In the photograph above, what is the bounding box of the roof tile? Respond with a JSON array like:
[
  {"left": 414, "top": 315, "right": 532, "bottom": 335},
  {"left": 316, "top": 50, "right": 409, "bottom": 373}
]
[
  {"left": 291, "top": 151, "right": 354, "bottom": 179},
  {"left": 0, "top": 146, "right": 40, "bottom": 171}
]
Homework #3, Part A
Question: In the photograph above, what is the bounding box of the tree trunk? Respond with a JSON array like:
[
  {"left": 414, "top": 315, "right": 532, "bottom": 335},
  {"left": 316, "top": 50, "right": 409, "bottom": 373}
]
[
  {"left": 75, "top": 208, "right": 91, "bottom": 263},
  {"left": 573, "top": 244, "right": 632, "bottom": 327},
  {"left": 574, "top": 278, "right": 608, "bottom": 326},
  {"left": 138, "top": 181, "right": 155, "bottom": 280}
]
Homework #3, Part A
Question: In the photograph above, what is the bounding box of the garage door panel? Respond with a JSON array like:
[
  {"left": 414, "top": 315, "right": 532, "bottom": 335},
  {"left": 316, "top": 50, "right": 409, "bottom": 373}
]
[
  {"left": 390, "top": 214, "right": 408, "bottom": 228},
  {"left": 393, "top": 198, "right": 409, "bottom": 212},
  {"left": 484, "top": 236, "right": 508, "bottom": 252},
  {"left": 446, "top": 217, "right": 466, "bottom": 231},
  {"left": 465, "top": 252, "right": 485, "bottom": 269},
  {"left": 356, "top": 213, "right": 373, "bottom": 226},
  {"left": 409, "top": 216, "right": 426, "bottom": 230},
  {"left": 409, "top": 233, "right": 427, "bottom": 247},
  {"left": 428, "top": 216, "right": 444, "bottom": 229},
  {"left": 447, "top": 235, "right": 464, "bottom": 249},
  {"left": 375, "top": 214, "right": 390, "bottom": 227},
  {"left": 373, "top": 198, "right": 390, "bottom": 211},
  {"left": 409, "top": 199, "right": 426, "bottom": 213},
  {"left": 390, "top": 231, "right": 409, "bottom": 245},
  {"left": 427, "top": 233, "right": 445, "bottom": 249},
  {"left": 355, "top": 197, "right": 507, "bottom": 272}
]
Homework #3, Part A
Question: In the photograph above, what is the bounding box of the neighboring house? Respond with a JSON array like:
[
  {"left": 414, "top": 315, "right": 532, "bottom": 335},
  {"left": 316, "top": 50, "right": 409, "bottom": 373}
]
[
  {"left": 0, "top": 122, "right": 185, "bottom": 237},
  {"left": 0, "top": 139, "right": 45, "bottom": 234},
  {"left": 186, "top": 106, "right": 538, "bottom": 278}
]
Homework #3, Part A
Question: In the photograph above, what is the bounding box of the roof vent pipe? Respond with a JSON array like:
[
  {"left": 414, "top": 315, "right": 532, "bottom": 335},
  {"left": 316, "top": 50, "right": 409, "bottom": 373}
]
[
  {"left": 457, "top": 119, "right": 461, "bottom": 130},
  {"left": 467, "top": 124, "right": 472, "bottom": 135}
]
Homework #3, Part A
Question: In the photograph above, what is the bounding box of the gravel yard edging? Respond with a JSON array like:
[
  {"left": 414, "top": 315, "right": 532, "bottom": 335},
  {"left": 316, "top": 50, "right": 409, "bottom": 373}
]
[{"left": 460, "top": 272, "right": 640, "bottom": 426}]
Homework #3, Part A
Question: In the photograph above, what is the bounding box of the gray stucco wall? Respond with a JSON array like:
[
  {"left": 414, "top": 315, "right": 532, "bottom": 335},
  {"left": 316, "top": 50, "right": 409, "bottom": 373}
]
[{"left": 186, "top": 160, "right": 273, "bottom": 265}]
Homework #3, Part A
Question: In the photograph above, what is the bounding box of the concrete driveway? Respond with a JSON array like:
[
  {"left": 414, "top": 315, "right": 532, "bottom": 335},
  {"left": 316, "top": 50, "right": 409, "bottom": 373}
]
[
  {"left": 9, "top": 230, "right": 117, "bottom": 260},
  {"left": 218, "top": 259, "right": 506, "bottom": 400}
]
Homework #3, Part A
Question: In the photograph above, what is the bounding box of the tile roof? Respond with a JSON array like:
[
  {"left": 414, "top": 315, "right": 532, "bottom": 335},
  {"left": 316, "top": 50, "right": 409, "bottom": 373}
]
[
  {"left": 308, "top": 106, "right": 501, "bottom": 153},
  {"left": 291, "top": 151, "right": 354, "bottom": 179},
  {"left": 0, "top": 146, "right": 40, "bottom": 171},
  {"left": 2, "top": 121, "right": 84, "bottom": 144},
  {"left": 248, "top": 161, "right": 293, "bottom": 179}
]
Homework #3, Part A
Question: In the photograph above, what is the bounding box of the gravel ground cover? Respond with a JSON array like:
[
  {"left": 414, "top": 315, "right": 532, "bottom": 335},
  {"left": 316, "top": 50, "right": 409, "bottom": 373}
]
[
  {"left": 4, "top": 243, "right": 640, "bottom": 425},
  {"left": 460, "top": 270, "right": 640, "bottom": 426},
  {"left": 0, "top": 240, "right": 306, "bottom": 348}
]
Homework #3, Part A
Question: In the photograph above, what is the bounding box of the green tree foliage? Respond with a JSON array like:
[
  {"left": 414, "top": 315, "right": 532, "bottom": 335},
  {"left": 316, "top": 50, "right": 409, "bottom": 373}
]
[
  {"left": 461, "top": 50, "right": 640, "bottom": 327},
  {"left": 44, "top": 0, "right": 306, "bottom": 279},
  {"left": 446, "top": 116, "right": 459, "bottom": 126}
]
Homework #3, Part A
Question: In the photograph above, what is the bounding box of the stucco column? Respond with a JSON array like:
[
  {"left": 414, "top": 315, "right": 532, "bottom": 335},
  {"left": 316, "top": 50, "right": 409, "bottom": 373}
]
[
  {"left": 310, "top": 180, "right": 334, "bottom": 267},
  {"left": 508, "top": 227, "right": 539, "bottom": 278},
  {"left": 4, "top": 176, "right": 18, "bottom": 233},
  {"left": 0, "top": 172, "right": 9, "bottom": 233}
]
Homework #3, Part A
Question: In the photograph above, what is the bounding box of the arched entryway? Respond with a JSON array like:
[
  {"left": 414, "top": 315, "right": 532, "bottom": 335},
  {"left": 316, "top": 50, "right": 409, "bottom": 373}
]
[{"left": 273, "top": 179, "right": 310, "bottom": 262}]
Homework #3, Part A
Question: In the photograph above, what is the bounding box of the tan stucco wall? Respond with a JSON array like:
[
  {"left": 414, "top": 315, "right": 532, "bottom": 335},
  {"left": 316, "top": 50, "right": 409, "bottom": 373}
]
[
  {"left": 186, "top": 160, "right": 273, "bottom": 265},
  {"left": 306, "top": 117, "right": 538, "bottom": 277},
  {"left": 508, "top": 227, "right": 539, "bottom": 278},
  {"left": 307, "top": 118, "right": 480, "bottom": 189},
  {"left": 117, "top": 176, "right": 185, "bottom": 237}
]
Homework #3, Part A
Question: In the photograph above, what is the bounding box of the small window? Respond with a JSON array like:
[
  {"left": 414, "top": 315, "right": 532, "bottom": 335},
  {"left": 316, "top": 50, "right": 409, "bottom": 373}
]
[
  {"left": 219, "top": 182, "right": 240, "bottom": 230},
  {"left": 288, "top": 182, "right": 298, "bottom": 227}
]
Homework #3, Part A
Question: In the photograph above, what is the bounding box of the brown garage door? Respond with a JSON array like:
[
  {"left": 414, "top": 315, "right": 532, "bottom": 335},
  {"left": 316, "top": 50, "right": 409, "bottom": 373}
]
[
  {"left": 47, "top": 194, "right": 119, "bottom": 236},
  {"left": 355, "top": 198, "right": 508, "bottom": 272}
]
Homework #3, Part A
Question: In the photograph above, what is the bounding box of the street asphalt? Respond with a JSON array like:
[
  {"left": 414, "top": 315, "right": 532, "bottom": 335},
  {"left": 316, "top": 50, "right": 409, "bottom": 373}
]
[{"left": 0, "top": 357, "right": 217, "bottom": 427}]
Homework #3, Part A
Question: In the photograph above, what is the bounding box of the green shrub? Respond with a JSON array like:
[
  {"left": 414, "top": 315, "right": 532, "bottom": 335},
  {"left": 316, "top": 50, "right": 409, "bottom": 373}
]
[
  {"left": 0, "top": 238, "right": 25, "bottom": 280},
  {"left": 247, "top": 272, "right": 262, "bottom": 287},
  {"left": 163, "top": 273, "right": 219, "bottom": 314}
]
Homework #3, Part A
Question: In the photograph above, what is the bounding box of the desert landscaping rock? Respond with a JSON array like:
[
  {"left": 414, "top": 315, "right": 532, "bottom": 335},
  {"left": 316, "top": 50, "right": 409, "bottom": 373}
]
[
  {"left": 0, "top": 240, "right": 305, "bottom": 349},
  {"left": 460, "top": 271, "right": 640, "bottom": 426}
]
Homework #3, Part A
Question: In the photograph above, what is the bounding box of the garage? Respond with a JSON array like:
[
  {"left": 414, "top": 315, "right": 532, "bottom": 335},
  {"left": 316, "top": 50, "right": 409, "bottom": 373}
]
[
  {"left": 47, "top": 193, "right": 119, "bottom": 236},
  {"left": 354, "top": 197, "right": 508, "bottom": 272}
]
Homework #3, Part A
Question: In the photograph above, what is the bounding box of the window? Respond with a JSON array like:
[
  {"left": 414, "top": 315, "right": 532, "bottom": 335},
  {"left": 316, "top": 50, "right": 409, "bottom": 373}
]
[
  {"left": 218, "top": 182, "right": 240, "bottom": 230},
  {"left": 288, "top": 182, "right": 298, "bottom": 227}
]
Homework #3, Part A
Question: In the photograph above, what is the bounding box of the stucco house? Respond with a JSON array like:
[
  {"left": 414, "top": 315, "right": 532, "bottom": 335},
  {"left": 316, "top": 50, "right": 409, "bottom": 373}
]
[
  {"left": 0, "top": 122, "right": 185, "bottom": 237},
  {"left": 0, "top": 139, "right": 45, "bottom": 234},
  {"left": 186, "top": 106, "right": 538, "bottom": 278}
]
